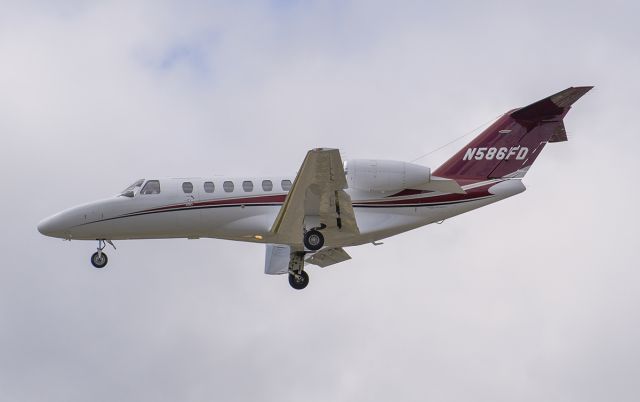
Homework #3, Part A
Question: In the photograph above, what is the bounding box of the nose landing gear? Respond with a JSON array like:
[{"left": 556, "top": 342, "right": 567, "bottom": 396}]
[
  {"left": 90, "top": 239, "right": 115, "bottom": 269},
  {"left": 91, "top": 250, "right": 108, "bottom": 268}
]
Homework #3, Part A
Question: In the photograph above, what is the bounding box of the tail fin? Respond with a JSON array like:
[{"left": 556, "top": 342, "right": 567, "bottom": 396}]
[{"left": 432, "top": 86, "right": 593, "bottom": 180}]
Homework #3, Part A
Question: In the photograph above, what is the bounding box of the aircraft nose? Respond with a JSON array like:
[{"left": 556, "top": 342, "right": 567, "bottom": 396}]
[{"left": 37, "top": 214, "right": 67, "bottom": 238}]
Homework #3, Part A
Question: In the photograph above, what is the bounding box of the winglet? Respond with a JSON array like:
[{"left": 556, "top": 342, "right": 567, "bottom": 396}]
[{"left": 510, "top": 86, "right": 593, "bottom": 122}]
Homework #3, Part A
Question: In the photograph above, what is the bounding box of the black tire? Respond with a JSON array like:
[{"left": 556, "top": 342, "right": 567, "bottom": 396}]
[
  {"left": 288, "top": 271, "right": 309, "bottom": 290},
  {"left": 91, "top": 251, "right": 108, "bottom": 268},
  {"left": 303, "top": 229, "right": 324, "bottom": 251}
]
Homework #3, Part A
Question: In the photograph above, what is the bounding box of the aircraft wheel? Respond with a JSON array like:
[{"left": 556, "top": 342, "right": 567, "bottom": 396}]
[
  {"left": 303, "top": 229, "right": 324, "bottom": 251},
  {"left": 288, "top": 271, "right": 309, "bottom": 290},
  {"left": 91, "top": 252, "right": 108, "bottom": 269}
]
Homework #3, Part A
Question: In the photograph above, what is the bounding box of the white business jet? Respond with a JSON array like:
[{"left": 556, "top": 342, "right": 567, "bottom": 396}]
[{"left": 38, "top": 87, "right": 592, "bottom": 289}]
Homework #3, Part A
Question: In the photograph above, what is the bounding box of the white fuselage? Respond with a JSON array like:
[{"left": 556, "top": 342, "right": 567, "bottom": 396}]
[
  {"left": 38, "top": 176, "right": 525, "bottom": 248},
  {"left": 35, "top": 87, "right": 590, "bottom": 289}
]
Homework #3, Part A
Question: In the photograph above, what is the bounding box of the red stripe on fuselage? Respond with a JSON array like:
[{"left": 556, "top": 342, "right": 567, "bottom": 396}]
[
  {"left": 354, "top": 181, "right": 499, "bottom": 206},
  {"left": 126, "top": 180, "right": 499, "bottom": 216},
  {"left": 141, "top": 194, "right": 287, "bottom": 212}
]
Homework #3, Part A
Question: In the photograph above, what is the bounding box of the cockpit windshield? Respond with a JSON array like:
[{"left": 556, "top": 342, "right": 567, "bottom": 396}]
[{"left": 120, "top": 179, "right": 145, "bottom": 197}]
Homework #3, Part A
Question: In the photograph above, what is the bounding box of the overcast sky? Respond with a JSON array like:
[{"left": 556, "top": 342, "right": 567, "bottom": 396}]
[{"left": 1, "top": 1, "right": 639, "bottom": 401}]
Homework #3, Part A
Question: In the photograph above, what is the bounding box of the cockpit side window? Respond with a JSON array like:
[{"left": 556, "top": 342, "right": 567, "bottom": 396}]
[
  {"left": 120, "top": 179, "right": 144, "bottom": 197},
  {"left": 140, "top": 180, "right": 161, "bottom": 195}
]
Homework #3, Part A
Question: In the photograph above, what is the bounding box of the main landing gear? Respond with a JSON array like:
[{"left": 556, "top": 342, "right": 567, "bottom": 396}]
[
  {"left": 289, "top": 226, "right": 325, "bottom": 289},
  {"left": 288, "top": 270, "right": 309, "bottom": 290},
  {"left": 288, "top": 252, "right": 309, "bottom": 290},
  {"left": 90, "top": 239, "right": 114, "bottom": 269},
  {"left": 303, "top": 229, "right": 324, "bottom": 251}
]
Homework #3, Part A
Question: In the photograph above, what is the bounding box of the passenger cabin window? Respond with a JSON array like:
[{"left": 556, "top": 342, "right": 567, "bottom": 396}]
[
  {"left": 204, "top": 181, "right": 215, "bottom": 193},
  {"left": 262, "top": 180, "right": 273, "bottom": 191},
  {"left": 223, "top": 181, "right": 234, "bottom": 192},
  {"left": 120, "top": 179, "right": 144, "bottom": 197},
  {"left": 182, "top": 182, "right": 193, "bottom": 193},
  {"left": 281, "top": 180, "right": 292, "bottom": 191},
  {"left": 141, "top": 180, "right": 161, "bottom": 195},
  {"left": 242, "top": 181, "right": 254, "bottom": 192}
]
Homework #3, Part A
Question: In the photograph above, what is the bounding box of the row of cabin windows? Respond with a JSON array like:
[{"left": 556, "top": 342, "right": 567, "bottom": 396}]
[
  {"left": 180, "top": 179, "right": 292, "bottom": 194},
  {"left": 138, "top": 179, "right": 292, "bottom": 195}
]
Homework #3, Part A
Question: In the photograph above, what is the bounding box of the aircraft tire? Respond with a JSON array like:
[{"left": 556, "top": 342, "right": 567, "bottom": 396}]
[
  {"left": 288, "top": 271, "right": 309, "bottom": 290},
  {"left": 91, "top": 251, "right": 108, "bottom": 268},
  {"left": 303, "top": 230, "right": 324, "bottom": 251}
]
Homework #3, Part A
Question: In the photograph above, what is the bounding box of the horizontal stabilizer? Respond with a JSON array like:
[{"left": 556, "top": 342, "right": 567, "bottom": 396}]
[
  {"left": 548, "top": 121, "right": 568, "bottom": 143},
  {"left": 510, "top": 86, "right": 593, "bottom": 122}
]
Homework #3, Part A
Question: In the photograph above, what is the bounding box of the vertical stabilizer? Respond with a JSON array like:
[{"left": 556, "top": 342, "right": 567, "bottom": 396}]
[{"left": 432, "top": 86, "right": 592, "bottom": 180}]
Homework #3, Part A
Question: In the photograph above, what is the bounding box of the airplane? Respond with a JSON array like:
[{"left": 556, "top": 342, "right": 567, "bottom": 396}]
[{"left": 38, "top": 86, "right": 592, "bottom": 290}]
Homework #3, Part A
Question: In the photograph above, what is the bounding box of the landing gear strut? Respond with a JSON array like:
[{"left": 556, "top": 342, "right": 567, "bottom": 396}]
[
  {"left": 90, "top": 239, "right": 113, "bottom": 269},
  {"left": 288, "top": 252, "right": 309, "bottom": 290}
]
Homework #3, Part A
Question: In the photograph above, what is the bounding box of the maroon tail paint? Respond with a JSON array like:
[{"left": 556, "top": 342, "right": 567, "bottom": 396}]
[{"left": 433, "top": 86, "right": 592, "bottom": 180}]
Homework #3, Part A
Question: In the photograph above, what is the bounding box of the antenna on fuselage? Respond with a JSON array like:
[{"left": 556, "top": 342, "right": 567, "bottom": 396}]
[{"left": 410, "top": 114, "right": 501, "bottom": 163}]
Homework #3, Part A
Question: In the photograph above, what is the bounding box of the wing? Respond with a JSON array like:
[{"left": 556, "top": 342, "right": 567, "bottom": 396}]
[{"left": 270, "top": 148, "right": 359, "bottom": 246}]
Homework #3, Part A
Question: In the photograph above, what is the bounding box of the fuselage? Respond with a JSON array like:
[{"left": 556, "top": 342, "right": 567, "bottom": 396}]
[
  {"left": 35, "top": 87, "right": 590, "bottom": 290},
  {"left": 37, "top": 176, "right": 525, "bottom": 247}
]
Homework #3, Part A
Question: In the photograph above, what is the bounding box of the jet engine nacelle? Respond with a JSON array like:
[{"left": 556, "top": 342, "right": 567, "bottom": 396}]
[{"left": 344, "top": 159, "right": 431, "bottom": 192}]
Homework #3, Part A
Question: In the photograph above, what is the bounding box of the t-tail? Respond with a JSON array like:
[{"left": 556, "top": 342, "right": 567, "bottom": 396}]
[{"left": 433, "top": 86, "right": 593, "bottom": 180}]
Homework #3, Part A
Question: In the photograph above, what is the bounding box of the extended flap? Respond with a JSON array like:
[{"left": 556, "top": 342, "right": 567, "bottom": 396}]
[{"left": 305, "top": 248, "right": 351, "bottom": 268}]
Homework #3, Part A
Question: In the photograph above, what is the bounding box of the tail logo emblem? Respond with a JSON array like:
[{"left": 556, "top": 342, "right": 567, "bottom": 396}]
[{"left": 463, "top": 146, "right": 529, "bottom": 161}]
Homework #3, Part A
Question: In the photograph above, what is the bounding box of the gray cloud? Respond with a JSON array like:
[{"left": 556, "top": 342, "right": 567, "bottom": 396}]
[{"left": 1, "top": 1, "right": 639, "bottom": 401}]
